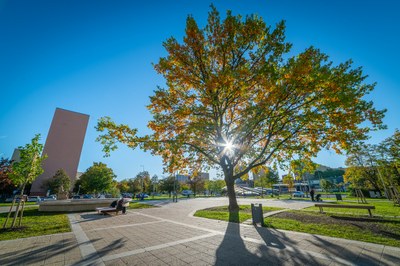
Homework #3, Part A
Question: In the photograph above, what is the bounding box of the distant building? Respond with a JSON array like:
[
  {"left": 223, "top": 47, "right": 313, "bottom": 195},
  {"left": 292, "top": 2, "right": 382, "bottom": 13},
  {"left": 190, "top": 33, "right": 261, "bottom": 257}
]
[
  {"left": 11, "top": 149, "right": 20, "bottom": 162},
  {"left": 198, "top": 172, "right": 210, "bottom": 181},
  {"left": 176, "top": 172, "right": 210, "bottom": 183},
  {"left": 30, "top": 108, "right": 89, "bottom": 196},
  {"left": 176, "top": 174, "right": 189, "bottom": 183}
]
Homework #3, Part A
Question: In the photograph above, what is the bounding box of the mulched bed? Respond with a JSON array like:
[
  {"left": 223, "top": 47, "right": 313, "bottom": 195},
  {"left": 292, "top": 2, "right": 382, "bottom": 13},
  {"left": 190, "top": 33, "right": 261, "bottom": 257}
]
[{"left": 272, "top": 211, "right": 400, "bottom": 240}]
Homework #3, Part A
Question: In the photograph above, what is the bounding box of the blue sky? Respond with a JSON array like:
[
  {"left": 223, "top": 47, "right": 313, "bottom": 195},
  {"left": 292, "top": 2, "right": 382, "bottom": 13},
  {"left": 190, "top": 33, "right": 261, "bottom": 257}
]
[{"left": 1, "top": 0, "right": 399, "bottom": 181}]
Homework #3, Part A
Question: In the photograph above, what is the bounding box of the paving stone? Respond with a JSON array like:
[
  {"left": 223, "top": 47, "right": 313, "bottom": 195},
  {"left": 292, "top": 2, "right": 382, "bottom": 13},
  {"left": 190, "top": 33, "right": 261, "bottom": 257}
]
[
  {"left": 104, "top": 258, "right": 127, "bottom": 266},
  {"left": 1, "top": 198, "right": 400, "bottom": 265}
]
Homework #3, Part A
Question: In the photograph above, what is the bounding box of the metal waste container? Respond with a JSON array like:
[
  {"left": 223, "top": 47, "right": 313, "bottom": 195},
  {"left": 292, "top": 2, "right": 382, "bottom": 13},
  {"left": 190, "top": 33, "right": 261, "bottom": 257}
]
[
  {"left": 335, "top": 194, "right": 342, "bottom": 200},
  {"left": 251, "top": 203, "right": 264, "bottom": 225}
]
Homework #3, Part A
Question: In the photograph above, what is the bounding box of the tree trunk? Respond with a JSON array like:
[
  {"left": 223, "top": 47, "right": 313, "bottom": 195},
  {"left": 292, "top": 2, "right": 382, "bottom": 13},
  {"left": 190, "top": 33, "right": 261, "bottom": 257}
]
[
  {"left": 225, "top": 177, "right": 239, "bottom": 212},
  {"left": 11, "top": 183, "right": 26, "bottom": 228},
  {"left": 11, "top": 197, "right": 22, "bottom": 228},
  {"left": 3, "top": 198, "right": 16, "bottom": 229}
]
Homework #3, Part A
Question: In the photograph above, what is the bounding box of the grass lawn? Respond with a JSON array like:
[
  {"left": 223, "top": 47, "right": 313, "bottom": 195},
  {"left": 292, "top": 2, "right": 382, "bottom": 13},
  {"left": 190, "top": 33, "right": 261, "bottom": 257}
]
[
  {"left": 0, "top": 202, "right": 157, "bottom": 241},
  {"left": 194, "top": 205, "right": 283, "bottom": 223},
  {"left": 0, "top": 207, "right": 70, "bottom": 241},
  {"left": 304, "top": 199, "right": 400, "bottom": 217},
  {"left": 128, "top": 202, "right": 157, "bottom": 209},
  {"left": 0, "top": 202, "right": 37, "bottom": 207},
  {"left": 265, "top": 210, "right": 400, "bottom": 247},
  {"left": 194, "top": 204, "right": 400, "bottom": 247}
]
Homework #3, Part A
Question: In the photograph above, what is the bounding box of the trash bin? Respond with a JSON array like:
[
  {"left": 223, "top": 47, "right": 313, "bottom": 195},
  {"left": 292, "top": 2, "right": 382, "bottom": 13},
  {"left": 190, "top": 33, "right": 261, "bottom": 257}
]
[
  {"left": 251, "top": 203, "right": 264, "bottom": 225},
  {"left": 335, "top": 194, "right": 342, "bottom": 200}
]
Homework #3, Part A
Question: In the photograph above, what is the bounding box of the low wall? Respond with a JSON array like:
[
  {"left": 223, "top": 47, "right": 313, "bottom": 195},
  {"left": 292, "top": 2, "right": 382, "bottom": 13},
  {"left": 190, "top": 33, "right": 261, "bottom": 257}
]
[{"left": 38, "top": 198, "right": 118, "bottom": 212}]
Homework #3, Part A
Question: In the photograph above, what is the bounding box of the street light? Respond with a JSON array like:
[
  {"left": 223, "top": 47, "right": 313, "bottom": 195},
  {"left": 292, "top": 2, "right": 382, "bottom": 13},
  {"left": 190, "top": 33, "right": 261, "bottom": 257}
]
[
  {"left": 140, "top": 165, "right": 144, "bottom": 193},
  {"left": 173, "top": 172, "right": 178, "bottom": 203}
]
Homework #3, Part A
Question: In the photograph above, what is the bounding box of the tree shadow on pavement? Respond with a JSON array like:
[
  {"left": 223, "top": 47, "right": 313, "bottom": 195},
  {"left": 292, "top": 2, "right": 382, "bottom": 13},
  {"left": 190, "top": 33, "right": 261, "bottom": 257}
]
[
  {"left": 79, "top": 213, "right": 115, "bottom": 222},
  {"left": 310, "top": 235, "right": 400, "bottom": 265},
  {"left": 215, "top": 211, "right": 290, "bottom": 265},
  {"left": 0, "top": 238, "right": 100, "bottom": 265},
  {"left": 214, "top": 210, "right": 394, "bottom": 265},
  {"left": 78, "top": 237, "right": 127, "bottom": 264},
  {"left": 215, "top": 211, "right": 260, "bottom": 265}
]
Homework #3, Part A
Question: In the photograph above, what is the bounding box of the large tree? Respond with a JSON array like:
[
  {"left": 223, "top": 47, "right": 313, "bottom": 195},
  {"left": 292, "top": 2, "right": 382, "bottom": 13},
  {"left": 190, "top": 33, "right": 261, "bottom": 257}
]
[{"left": 97, "top": 7, "right": 385, "bottom": 212}]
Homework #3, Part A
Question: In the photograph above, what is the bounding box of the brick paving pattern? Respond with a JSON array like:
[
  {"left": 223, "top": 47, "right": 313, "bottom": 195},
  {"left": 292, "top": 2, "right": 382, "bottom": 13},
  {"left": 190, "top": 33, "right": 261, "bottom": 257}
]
[{"left": 0, "top": 198, "right": 399, "bottom": 265}]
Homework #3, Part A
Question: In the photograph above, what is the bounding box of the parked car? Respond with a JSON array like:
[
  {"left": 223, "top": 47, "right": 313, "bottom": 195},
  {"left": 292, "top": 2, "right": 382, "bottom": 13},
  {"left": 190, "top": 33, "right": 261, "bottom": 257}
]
[
  {"left": 72, "top": 195, "right": 81, "bottom": 199},
  {"left": 27, "top": 196, "right": 42, "bottom": 202},
  {"left": 83, "top": 194, "right": 93, "bottom": 199},
  {"left": 135, "top": 193, "right": 149, "bottom": 199},
  {"left": 43, "top": 195, "right": 57, "bottom": 201},
  {"left": 5, "top": 197, "right": 19, "bottom": 203},
  {"left": 5, "top": 196, "right": 27, "bottom": 202},
  {"left": 292, "top": 191, "right": 305, "bottom": 198},
  {"left": 121, "top": 193, "right": 133, "bottom": 198},
  {"left": 238, "top": 191, "right": 260, "bottom": 196},
  {"left": 181, "top": 190, "right": 193, "bottom": 196}
]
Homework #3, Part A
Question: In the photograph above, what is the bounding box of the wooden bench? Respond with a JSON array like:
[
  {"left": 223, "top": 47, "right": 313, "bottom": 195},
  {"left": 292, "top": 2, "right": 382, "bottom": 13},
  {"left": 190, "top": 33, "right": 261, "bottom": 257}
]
[
  {"left": 315, "top": 203, "right": 375, "bottom": 217},
  {"left": 96, "top": 207, "right": 119, "bottom": 215}
]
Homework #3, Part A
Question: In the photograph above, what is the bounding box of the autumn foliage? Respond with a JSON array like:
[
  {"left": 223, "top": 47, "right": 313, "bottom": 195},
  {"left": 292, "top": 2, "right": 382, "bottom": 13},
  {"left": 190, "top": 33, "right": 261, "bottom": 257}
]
[{"left": 97, "top": 6, "right": 385, "bottom": 211}]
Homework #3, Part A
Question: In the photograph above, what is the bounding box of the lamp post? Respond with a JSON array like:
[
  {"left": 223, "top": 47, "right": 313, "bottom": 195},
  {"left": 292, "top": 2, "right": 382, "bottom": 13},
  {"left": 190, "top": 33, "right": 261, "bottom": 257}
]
[
  {"left": 140, "top": 165, "right": 144, "bottom": 193},
  {"left": 173, "top": 172, "right": 178, "bottom": 203}
]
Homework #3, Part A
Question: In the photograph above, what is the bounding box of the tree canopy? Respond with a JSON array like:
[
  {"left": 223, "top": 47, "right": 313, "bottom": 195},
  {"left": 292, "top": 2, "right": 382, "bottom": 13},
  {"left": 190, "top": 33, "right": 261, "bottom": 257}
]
[
  {"left": 46, "top": 169, "right": 71, "bottom": 195},
  {"left": 344, "top": 130, "right": 400, "bottom": 194},
  {"left": 159, "top": 175, "right": 179, "bottom": 196},
  {"left": 4, "top": 134, "right": 46, "bottom": 229},
  {"left": 9, "top": 135, "right": 46, "bottom": 191},
  {"left": 0, "top": 157, "right": 15, "bottom": 196},
  {"left": 76, "top": 162, "right": 116, "bottom": 195},
  {"left": 97, "top": 6, "right": 385, "bottom": 211}
]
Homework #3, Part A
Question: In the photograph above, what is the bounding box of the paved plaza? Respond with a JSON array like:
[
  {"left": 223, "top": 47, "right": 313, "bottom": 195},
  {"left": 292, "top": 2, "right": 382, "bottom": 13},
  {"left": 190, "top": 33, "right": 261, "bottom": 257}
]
[{"left": 0, "top": 198, "right": 399, "bottom": 265}]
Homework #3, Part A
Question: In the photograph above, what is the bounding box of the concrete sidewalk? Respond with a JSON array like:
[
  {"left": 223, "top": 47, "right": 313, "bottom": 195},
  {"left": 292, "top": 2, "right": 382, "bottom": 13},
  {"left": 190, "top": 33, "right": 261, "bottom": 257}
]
[{"left": 0, "top": 198, "right": 399, "bottom": 265}]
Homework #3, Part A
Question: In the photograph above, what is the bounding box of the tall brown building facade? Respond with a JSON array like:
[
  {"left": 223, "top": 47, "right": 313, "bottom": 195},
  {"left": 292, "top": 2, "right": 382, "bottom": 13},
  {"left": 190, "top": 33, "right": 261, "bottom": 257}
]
[{"left": 30, "top": 108, "right": 89, "bottom": 196}]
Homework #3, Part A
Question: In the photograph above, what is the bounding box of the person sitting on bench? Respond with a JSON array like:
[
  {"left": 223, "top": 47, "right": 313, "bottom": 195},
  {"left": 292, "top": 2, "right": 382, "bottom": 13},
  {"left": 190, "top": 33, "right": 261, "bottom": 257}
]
[
  {"left": 110, "top": 200, "right": 117, "bottom": 208},
  {"left": 315, "top": 194, "right": 322, "bottom": 202}
]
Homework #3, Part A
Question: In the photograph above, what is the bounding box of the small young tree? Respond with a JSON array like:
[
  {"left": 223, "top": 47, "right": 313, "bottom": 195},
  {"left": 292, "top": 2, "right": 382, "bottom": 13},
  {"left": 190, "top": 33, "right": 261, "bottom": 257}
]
[
  {"left": 151, "top": 174, "right": 159, "bottom": 195},
  {"left": 254, "top": 167, "right": 279, "bottom": 197},
  {"left": 4, "top": 134, "right": 46, "bottom": 229},
  {"left": 283, "top": 175, "right": 294, "bottom": 198},
  {"left": 345, "top": 143, "right": 382, "bottom": 191},
  {"left": 208, "top": 179, "right": 226, "bottom": 195},
  {"left": 320, "top": 179, "right": 334, "bottom": 192},
  {"left": 134, "top": 171, "right": 151, "bottom": 193},
  {"left": 46, "top": 169, "right": 71, "bottom": 195},
  {"left": 159, "top": 176, "right": 179, "bottom": 197}
]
